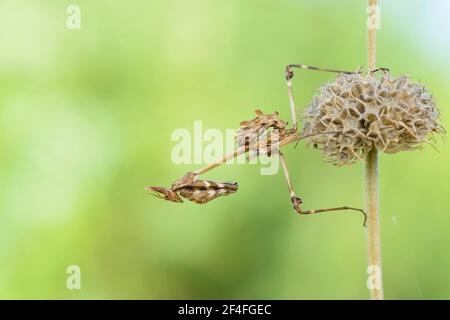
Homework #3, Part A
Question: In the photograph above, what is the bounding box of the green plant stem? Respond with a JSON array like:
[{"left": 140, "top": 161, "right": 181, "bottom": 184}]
[
  {"left": 366, "top": 0, "right": 384, "bottom": 300},
  {"left": 365, "top": 148, "right": 383, "bottom": 299}
]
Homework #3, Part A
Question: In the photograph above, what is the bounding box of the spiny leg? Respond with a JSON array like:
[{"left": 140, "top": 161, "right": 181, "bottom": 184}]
[
  {"left": 286, "top": 64, "right": 388, "bottom": 77},
  {"left": 279, "top": 151, "right": 303, "bottom": 212},
  {"left": 285, "top": 64, "right": 357, "bottom": 77},
  {"left": 279, "top": 150, "right": 367, "bottom": 227},
  {"left": 299, "top": 207, "right": 367, "bottom": 227},
  {"left": 369, "top": 67, "right": 390, "bottom": 75},
  {"left": 284, "top": 64, "right": 357, "bottom": 134},
  {"left": 285, "top": 68, "right": 298, "bottom": 131}
]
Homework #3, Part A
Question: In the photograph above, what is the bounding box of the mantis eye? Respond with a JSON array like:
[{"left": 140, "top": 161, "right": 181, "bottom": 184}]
[{"left": 145, "top": 186, "right": 183, "bottom": 203}]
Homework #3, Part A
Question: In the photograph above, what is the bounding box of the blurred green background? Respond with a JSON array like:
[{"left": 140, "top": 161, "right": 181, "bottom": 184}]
[{"left": 0, "top": 0, "right": 449, "bottom": 299}]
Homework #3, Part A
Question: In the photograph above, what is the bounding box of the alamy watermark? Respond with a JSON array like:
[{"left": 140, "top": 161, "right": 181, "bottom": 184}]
[
  {"left": 171, "top": 121, "right": 280, "bottom": 175},
  {"left": 367, "top": 265, "right": 382, "bottom": 290},
  {"left": 66, "top": 265, "right": 81, "bottom": 290},
  {"left": 66, "top": 5, "right": 81, "bottom": 30},
  {"left": 367, "top": 4, "right": 381, "bottom": 30}
]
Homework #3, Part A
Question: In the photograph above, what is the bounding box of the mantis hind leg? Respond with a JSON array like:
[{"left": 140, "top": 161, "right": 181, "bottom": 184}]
[
  {"left": 284, "top": 64, "right": 358, "bottom": 132},
  {"left": 279, "top": 147, "right": 366, "bottom": 227},
  {"left": 299, "top": 206, "right": 367, "bottom": 227}
]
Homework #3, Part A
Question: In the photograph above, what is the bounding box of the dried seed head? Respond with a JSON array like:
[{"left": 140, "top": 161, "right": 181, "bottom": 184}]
[{"left": 302, "top": 71, "right": 443, "bottom": 165}]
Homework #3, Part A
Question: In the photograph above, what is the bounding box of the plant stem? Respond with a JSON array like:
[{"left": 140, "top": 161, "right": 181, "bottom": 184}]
[
  {"left": 366, "top": 0, "right": 384, "bottom": 300},
  {"left": 367, "top": 0, "right": 377, "bottom": 71}
]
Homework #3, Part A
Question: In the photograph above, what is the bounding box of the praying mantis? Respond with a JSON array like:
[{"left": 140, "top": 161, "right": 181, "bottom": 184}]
[{"left": 146, "top": 64, "right": 370, "bottom": 226}]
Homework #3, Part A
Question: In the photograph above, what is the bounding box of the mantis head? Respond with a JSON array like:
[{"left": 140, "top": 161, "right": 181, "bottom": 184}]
[{"left": 145, "top": 186, "right": 183, "bottom": 203}]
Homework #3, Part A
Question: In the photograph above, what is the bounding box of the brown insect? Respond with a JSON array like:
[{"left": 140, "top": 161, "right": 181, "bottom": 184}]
[
  {"left": 147, "top": 64, "right": 369, "bottom": 226},
  {"left": 146, "top": 172, "right": 238, "bottom": 204}
]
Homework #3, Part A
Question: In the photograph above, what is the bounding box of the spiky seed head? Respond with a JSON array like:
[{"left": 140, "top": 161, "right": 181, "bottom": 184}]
[{"left": 302, "top": 71, "right": 443, "bottom": 165}]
